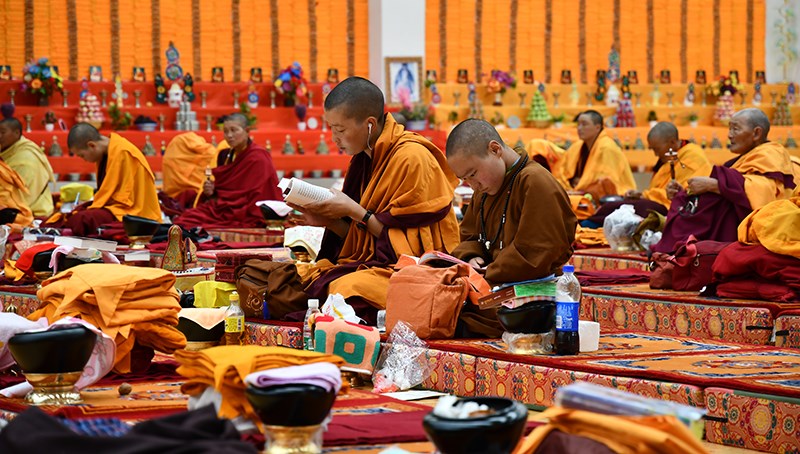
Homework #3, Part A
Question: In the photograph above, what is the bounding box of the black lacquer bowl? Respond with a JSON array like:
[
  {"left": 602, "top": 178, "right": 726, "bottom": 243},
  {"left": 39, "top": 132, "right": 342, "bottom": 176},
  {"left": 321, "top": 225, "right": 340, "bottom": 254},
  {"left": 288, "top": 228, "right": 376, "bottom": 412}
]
[
  {"left": 496, "top": 301, "right": 556, "bottom": 334},
  {"left": 8, "top": 324, "right": 96, "bottom": 374},
  {"left": 245, "top": 384, "right": 336, "bottom": 426}
]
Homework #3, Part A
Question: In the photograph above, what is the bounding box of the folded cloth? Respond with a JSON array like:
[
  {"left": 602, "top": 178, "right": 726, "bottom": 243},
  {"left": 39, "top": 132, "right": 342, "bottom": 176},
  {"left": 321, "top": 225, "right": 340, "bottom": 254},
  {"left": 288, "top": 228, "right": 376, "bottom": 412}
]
[
  {"left": 175, "top": 345, "right": 344, "bottom": 423},
  {"left": 13, "top": 242, "right": 57, "bottom": 275},
  {"left": 244, "top": 362, "right": 342, "bottom": 394},
  {"left": 514, "top": 407, "right": 708, "bottom": 454},
  {"left": 29, "top": 264, "right": 186, "bottom": 374},
  {"left": 575, "top": 269, "right": 652, "bottom": 286},
  {"left": 0, "top": 405, "right": 258, "bottom": 454},
  {"left": 710, "top": 242, "right": 800, "bottom": 303},
  {"left": 574, "top": 226, "right": 608, "bottom": 249}
]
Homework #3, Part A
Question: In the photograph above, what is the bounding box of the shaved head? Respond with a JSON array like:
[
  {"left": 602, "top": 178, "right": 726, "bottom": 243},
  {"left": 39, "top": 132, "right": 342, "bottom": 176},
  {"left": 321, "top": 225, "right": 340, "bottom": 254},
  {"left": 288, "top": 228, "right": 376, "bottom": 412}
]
[
  {"left": 224, "top": 113, "right": 250, "bottom": 128},
  {"left": 579, "top": 110, "right": 604, "bottom": 127},
  {"left": 0, "top": 117, "right": 21, "bottom": 133},
  {"left": 733, "top": 108, "right": 770, "bottom": 138},
  {"left": 446, "top": 119, "right": 504, "bottom": 158},
  {"left": 647, "top": 121, "right": 679, "bottom": 142},
  {"left": 324, "top": 76, "right": 384, "bottom": 123},
  {"left": 67, "top": 122, "right": 102, "bottom": 149}
]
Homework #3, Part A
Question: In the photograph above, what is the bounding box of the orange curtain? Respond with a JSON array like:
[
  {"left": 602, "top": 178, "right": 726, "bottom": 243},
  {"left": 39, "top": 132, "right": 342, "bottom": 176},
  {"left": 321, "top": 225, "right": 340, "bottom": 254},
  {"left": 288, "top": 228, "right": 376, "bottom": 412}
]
[{"left": 424, "top": 0, "right": 766, "bottom": 83}]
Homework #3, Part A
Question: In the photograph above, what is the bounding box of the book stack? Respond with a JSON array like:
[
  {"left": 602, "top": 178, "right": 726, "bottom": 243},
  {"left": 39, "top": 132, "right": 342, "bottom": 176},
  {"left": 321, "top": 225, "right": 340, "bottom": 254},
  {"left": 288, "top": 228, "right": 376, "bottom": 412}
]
[{"left": 478, "top": 277, "right": 556, "bottom": 310}]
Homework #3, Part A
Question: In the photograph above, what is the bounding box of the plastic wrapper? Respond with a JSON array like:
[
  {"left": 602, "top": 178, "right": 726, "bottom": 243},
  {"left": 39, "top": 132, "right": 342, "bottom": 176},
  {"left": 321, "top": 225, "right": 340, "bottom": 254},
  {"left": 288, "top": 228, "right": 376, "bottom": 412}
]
[
  {"left": 637, "top": 229, "right": 662, "bottom": 252},
  {"left": 372, "top": 321, "right": 432, "bottom": 393},
  {"left": 555, "top": 382, "right": 706, "bottom": 431},
  {"left": 502, "top": 330, "right": 554, "bottom": 355},
  {"left": 603, "top": 204, "right": 643, "bottom": 251}
]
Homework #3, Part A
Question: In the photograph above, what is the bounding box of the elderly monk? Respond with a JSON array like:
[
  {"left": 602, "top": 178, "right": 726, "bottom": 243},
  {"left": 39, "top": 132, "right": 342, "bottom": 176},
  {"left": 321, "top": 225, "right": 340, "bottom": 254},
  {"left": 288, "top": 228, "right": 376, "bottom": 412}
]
[
  {"left": 44, "top": 123, "right": 160, "bottom": 236},
  {"left": 280, "top": 77, "right": 459, "bottom": 323},
  {"left": 0, "top": 160, "right": 33, "bottom": 228},
  {"left": 174, "top": 114, "right": 281, "bottom": 228},
  {"left": 525, "top": 138, "right": 565, "bottom": 172},
  {"left": 553, "top": 110, "right": 636, "bottom": 200},
  {"left": 654, "top": 108, "right": 796, "bottom": 252},
  {"left": 447, "top": 119, "right": 576, "bottom": 337},
  {"left": 624, "top": 122, "right": 712, "bottom": 209},
  {"left": 0, "top": 117, "right": 55, "bottom": 217}
]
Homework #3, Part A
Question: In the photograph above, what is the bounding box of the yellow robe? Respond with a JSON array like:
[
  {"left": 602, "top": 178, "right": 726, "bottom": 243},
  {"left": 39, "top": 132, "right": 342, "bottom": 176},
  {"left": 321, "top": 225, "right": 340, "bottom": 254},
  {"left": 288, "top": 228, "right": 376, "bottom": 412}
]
[
  {"left": 730, "top": 141, "right": 795, "bottom": 210},
  {"left": 738, "top": 195, "right": 800, "bottom": 259},
  {"left": 642, "top": 142, "right": 712, "bottom": 207},
  {"left": 308, "top": 115, "right": 461, "bottom": 309},
  {"left": 791, "top": 155, "right": 800, "bottom": 194},
  {"left": 92, "top": 133, "right": 161, "bottom": 221},
  {"left": 0, "top": 160, "right": 33, "bottom": 228},
  {"left": 0, "top": 136, "right": 54, "bottom": 217},
  {"left": 553, "top": 130, "right": 636, "bottom": 196},
  {"left": 162, "top": 132, "right": 217, "bottom": 198}
]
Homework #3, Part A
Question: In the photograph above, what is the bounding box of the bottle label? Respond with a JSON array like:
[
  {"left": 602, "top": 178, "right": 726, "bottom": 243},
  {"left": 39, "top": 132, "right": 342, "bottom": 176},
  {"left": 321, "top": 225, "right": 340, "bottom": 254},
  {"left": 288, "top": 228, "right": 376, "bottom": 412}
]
[
  {"left": 225, "top": 316, "right": 244, "bottom": 333},
  {"left": 555, "top": 301, "right": 579, "bottom": 332}
]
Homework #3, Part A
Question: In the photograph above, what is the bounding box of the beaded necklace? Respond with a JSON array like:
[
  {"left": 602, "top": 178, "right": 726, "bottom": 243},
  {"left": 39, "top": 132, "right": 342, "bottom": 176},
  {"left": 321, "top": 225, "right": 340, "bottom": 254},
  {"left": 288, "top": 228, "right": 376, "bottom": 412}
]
[{"left": 477, "top": 154, "right": 528, "bottom": 253}]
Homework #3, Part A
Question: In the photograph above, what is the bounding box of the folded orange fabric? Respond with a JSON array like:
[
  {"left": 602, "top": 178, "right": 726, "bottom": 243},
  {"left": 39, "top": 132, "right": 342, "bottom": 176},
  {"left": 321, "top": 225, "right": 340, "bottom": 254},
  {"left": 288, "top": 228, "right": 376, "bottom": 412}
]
[
  {"left": 175, "top": 345, "right": 344, "bottom": 422},
  {"left": 574, "top": 226, "right": 608, "bottom": 247},
  {"left": 30, "top": 264, "right": 186, "bottom": 373},
  {"left": 514, "top": 407, "right": 708, "bottom": 454}
]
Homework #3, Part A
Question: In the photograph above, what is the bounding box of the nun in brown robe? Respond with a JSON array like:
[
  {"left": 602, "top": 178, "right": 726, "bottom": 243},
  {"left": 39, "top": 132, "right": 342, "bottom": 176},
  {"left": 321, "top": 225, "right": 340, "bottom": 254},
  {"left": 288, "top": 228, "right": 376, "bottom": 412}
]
[{"left": 447, "top": 119, "right": 577, "bottom": 337}]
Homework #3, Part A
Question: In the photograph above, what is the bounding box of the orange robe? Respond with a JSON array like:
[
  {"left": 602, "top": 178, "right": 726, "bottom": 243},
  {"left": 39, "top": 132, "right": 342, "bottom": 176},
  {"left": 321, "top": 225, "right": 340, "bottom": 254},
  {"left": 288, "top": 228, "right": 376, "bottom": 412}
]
[
  {"left": 0, "top": 160, "right": 33, "bottom": 228},
  {"left": 554, "top": 130, "right": 636, "bottom": 198},
  {"left": 738, "top": 195, "right": 800, "bottom": 259},
  {"left": 305, "top": 114, "right": 460, "bottom": 309},
  {"left": 525, "top": 139, "right": 565, "bottom": 172},
  {"left": 162, "top": 132, "right": 217, "bottom": 198},
  {"left": 642, "top": 142, "right": 712, "bottom": 208},
  {"left": 30, "top": 264, "right": 186, "bottom": 373},
  {"left": 732, "top": 141, "right": 795, "bottom": 209},
  {"left": 92, "top": 133, "right": 161, "bottom": 221}
]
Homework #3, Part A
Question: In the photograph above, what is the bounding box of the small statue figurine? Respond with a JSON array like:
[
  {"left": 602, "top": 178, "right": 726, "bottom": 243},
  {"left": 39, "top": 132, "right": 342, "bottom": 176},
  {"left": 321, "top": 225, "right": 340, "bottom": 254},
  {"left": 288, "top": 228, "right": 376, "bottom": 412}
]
[
  {"left": 112, "top": 74, "right": 128, "bottom": 108},
  {"left": 154, "top": 74, "right": 167, "bottom": 104},
  {"left": 684, "top": 83, "right": 696, "bottom": 106},
  {"left": 651, "top": 82, "right": 661, "bottom": 107},
  {"left": 787, "top": 83, "right": 796, "bottom": 105},
  {"left": 168, "top": 83, "right": 183, "bottom": 108},
  {"left": 247, "top": 83, "right": 259, "bottom": 109},
  {"left": 710, "top": 133, "right": 723, "bottom": 149},
  {"left": 316, "top": 134, "right": 329, "bottom": 155},
  {"left": 142, "top": 135, "right": 157, "bottom": 156},
  {"left": 752, "top": 81, "right": 762, "bottom": 106},
  {"left": 282, "top": 134, "right": 295, "bottom": 155},
  {"left": 49, "top": 136, "right": 63, "bottom": 157},
  {"left": 183, "top": 73, "right": 195, "bottom": 102},
  {"left": 569, "top": 82, "right": 580, "bottom": 106}
]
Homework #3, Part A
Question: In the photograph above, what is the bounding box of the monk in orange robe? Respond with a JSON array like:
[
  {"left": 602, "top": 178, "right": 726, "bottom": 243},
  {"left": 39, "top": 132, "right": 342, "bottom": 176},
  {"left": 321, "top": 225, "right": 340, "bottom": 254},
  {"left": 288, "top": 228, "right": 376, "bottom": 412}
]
[
  {"left": 525, "top": 138, "right": 565, "bottom": 172},
  {"left": 0, "top": 160, "right": 33, "bottom": 229},
  {"left": 624, "top": 122, "right": 712, "bottom": 209},
  {"left": 44, "top": 123, "right": 161, "bottom": 236},
  {"left": 174, "top": 114, "right": 282, "bottom": 228},
  {"left": 655, "top": 108, "right": 796, "bottom": 252},
  {"left": 283, "top": 77, "right": 460, "bottom": 323},
  {"left": 161, "top": 132, "right": 217, "bottom": 200},
  {"left": 553, "top": 110, "right": 636, "bottom": 201}
]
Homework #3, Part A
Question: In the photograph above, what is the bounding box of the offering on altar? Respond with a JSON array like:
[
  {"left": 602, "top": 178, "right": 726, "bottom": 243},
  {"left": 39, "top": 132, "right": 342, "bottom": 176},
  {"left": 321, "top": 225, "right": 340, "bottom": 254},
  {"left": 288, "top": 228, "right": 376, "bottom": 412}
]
[
  {"left": 714, "top": 92, "right": 735, "bottom": 126},
  {"left": 132, "top": 66, "right": 146, "bottom": 82},
  {"left": 274, "top": 62, "right": 308, "bottom": 107},
  {"left": 247, "top": 83, "right": 259, "bottom": 109},
  {"left": 165, "top": 42, "right": 183, "bottom": 81},
  {"left": 753, "top": 82, "right": 763, "bottom": 106},
  {"left": 526, "top": 90, "right": 552, "bottom": 128},
  {"left": 650, "top": 83, "right": 661, "bottom": 107},
  {"left": 168, "top": 83, "right": 183, "bottom": 108},
  {"left": 183, "top": 73, "right": 195, "bottom": 102},
  {"left": 755, "top": 70, "right": 766, "bottom": 84},
  {"left": 773, "top": 96, "right": 793, "bottom": 126},
  {"left": 211, "top": 67, "right": 224, "bottom": 82},
  {"left": 606, "top": 85, "right": 620, "bottom": 107},
  {"left": 155, "top": 74, "right": 167, "bottom": 104},
  {"left": 659, "top": 69, "right": 671, "bottom": 84},
  {"left": 594, "top": 70, "right": 607, "bottom": 103},
  {"left": 684, "top": 83, "right": 696, "bottom": 106},
  {"left": 76, "top": 92, "right": 104, "bottom": 129},
  {"left": 485, "top": 70, "right": 516, "bottom": 106},
  {"left": 787, "top": 83, "right": 796, "bottom": 105},
  {"left": 607, "top": 46, "right": 620, "bottom": 83},
  {"left": 89, "top": 65, "right": 103, "bottom": 82},
  {"left": 615, "top": 98, "right": 635, "bottom": 128},
  {"left": 250, "top": 67, "right": 263, "bottom": 83},
  {"left": 569, "top": 83, "right": 580, "bottom": 106}
]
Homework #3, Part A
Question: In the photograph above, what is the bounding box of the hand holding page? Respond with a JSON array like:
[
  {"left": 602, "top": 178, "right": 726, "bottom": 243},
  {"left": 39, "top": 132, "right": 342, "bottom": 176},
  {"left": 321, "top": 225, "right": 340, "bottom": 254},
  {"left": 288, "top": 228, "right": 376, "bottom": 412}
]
[{"left": 278, "top": 178, "right": 334, "bottom": 207}]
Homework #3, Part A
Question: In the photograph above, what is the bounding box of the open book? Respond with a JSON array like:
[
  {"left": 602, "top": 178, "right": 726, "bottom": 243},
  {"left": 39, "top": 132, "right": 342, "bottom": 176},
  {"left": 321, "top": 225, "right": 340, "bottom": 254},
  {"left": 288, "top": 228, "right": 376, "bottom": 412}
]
[
  {"left": 395, "top": 251, "right": 470, "bottom": 269},
  {"left": 278, "top": 178, "right": 333, "bottom": 207}
]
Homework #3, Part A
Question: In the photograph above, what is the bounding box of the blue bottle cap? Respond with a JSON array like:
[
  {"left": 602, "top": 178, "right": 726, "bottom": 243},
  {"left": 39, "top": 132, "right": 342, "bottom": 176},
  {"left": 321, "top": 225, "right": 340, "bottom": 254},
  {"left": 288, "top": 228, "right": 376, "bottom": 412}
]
[{"left": 562, "top": 264, "right": 575, "bottom": 273}]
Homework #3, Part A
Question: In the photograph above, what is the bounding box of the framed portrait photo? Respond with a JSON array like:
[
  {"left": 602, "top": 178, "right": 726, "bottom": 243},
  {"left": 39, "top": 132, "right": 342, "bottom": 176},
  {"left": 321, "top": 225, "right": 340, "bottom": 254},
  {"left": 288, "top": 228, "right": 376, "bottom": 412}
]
[{"left": 385, "top": 56, "right": 423, "bottom": 104}]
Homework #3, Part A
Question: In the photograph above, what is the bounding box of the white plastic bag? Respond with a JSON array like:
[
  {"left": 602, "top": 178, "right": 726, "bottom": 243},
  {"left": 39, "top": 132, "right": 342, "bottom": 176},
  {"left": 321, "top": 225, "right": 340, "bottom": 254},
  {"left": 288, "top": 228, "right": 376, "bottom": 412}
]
[
  {"left": 603, "top": 204, "right": 643, "bottom": 251},
  {"left": 321, "top": 293, "right": 364, "bottom": 324}
]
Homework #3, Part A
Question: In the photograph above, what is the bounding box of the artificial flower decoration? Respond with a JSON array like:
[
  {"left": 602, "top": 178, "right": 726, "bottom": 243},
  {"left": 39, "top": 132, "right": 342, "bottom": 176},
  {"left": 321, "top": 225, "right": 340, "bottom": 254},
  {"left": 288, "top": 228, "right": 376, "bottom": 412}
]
[
  {"left": 20, "top": 57, "right": 64, "bottom": 99},
  {"left": 396, "top": 85, "right": 430, "bottom": 121},
  {"left": 274, "top": 62, "right": 309, "bottom": 105},
  {"left": 485, "top": 70, "right": 517, "bottom": 94},
  {"left": 706, "top": 74, "right": 743, "bottom": 97}
]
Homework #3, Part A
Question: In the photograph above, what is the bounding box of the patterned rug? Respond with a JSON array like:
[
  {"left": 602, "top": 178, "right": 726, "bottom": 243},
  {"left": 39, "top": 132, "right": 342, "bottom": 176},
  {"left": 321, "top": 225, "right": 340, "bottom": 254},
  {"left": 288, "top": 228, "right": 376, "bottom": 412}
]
[{"left": 584, "top": 284, "right": 800, "bottom": 317}]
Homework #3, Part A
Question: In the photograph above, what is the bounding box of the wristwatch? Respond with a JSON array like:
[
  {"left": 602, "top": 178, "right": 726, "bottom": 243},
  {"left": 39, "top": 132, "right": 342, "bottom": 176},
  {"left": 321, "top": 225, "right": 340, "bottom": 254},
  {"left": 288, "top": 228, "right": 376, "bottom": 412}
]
[{"left": 356, "top": 210, "right": 373, "bottom": 230}]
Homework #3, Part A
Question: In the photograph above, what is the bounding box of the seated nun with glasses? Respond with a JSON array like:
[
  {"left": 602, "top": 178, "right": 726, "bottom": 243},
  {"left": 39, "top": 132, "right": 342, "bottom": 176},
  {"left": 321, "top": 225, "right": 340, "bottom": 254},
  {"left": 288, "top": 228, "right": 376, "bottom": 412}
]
[
  {"left": 653, "top": 108, "right": 796, "bottom": 253},
  {"left": 446, "top": 119, "right": 577, "bottom": 337}
]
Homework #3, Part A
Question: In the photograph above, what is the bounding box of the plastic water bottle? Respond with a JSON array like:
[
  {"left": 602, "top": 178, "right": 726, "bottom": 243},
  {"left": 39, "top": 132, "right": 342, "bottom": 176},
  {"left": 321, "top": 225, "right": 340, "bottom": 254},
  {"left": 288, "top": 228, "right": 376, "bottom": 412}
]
[
  {"left": 224, "top": 291, "right": 245, "bottom": 346},
  {"left": 555, "top": 265, "right": 581, "bottom": 355},
  {"left": 303, "top": 299, "right": 320, "bottom": 351}
]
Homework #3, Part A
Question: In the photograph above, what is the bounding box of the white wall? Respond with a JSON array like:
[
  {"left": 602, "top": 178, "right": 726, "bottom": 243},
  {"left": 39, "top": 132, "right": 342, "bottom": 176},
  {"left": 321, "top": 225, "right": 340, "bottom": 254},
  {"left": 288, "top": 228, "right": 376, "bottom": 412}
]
[
  {"left": 368, "top": 0, "right": 426, "bottom": 97},
  {"left": 765, "top": 0, "right": 800, "bottom": 83}
]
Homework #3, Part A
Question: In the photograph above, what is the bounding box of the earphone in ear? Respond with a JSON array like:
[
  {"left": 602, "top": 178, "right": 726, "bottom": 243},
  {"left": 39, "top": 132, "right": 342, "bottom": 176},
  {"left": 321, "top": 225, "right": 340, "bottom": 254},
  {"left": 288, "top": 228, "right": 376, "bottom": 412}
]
[
  {"left": 368, "top": 123, "right": 372, "bottom": 136},
  {"left": 366, "top": 123, "right": 374, "bottom": 151}
]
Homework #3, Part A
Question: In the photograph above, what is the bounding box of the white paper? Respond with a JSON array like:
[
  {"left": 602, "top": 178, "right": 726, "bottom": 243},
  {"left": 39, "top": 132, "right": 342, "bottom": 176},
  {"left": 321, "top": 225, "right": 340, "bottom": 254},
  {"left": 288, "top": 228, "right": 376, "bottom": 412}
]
[
  {"left": 382, "top": 390, "right": 447, "bottom": 401},
  {"left": 280, "top": 177, "right": 333, "bottom": 207},
  {"left": 255, "top": 200, "right": 293, "bottom": 217}
]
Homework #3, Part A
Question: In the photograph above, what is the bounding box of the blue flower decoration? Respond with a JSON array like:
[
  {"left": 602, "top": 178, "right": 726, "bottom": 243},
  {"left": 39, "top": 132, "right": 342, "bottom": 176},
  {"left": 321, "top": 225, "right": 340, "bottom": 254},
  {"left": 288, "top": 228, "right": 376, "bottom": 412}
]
[
  {"left": 38, "top": 57, "right": 49, "bottom": 65},
  {"left": 42, "top": 69, "right": 51, "bottom": 78},
  {"left": 29, "top": 65, "right": 39, "bottom": 75}
]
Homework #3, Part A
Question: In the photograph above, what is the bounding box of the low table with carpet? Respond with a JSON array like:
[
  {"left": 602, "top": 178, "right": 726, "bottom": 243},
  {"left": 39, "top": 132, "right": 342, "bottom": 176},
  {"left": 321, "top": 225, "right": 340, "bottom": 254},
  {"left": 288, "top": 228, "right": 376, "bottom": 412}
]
[
  {"left": 570, "top": 248, "right": 649, "bottom": 272},
  {"left": 583, "top": 283, "right": 798, "bottom": 346}
]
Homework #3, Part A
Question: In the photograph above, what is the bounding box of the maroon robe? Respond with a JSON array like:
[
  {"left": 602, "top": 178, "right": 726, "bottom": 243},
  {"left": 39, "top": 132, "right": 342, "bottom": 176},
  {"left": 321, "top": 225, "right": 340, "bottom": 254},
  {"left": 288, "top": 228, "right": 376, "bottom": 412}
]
[{"left": 174, "top": 140, "right": 281, "bottom": 229}]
